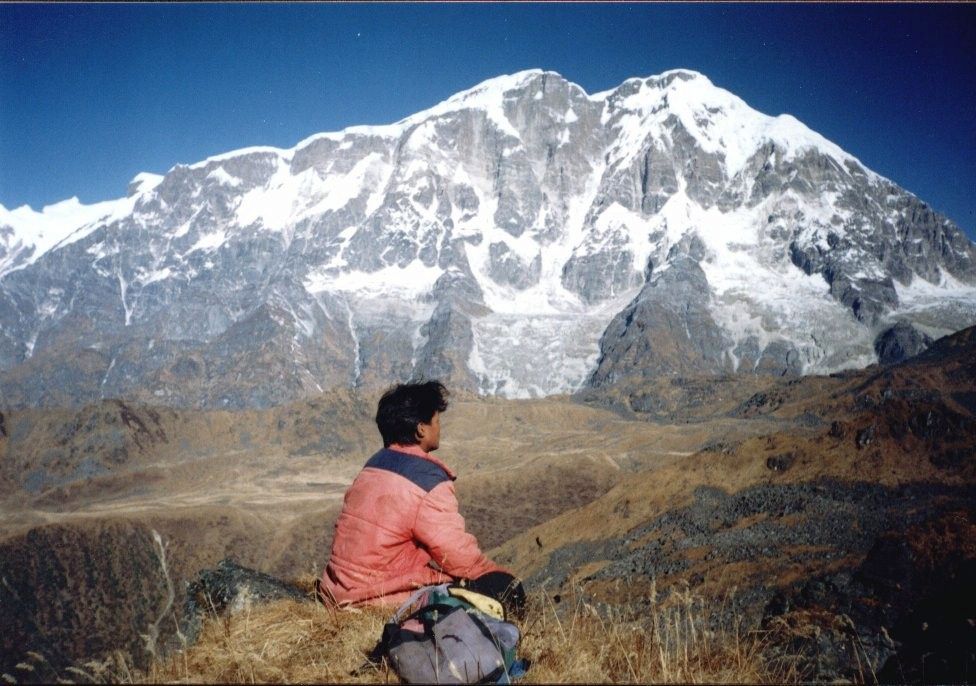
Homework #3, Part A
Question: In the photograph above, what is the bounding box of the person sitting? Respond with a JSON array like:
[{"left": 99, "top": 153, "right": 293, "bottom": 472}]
[{"left": 317, "top": 380, "right": 525, "bottom": 618}]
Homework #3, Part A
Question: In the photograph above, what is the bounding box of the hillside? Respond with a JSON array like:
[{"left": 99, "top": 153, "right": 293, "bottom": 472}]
[
  {"left": 1, "top": 328, "right": 973, "bottom": 683},
  {"left": 1, "top": 392, "right": 765, "bottom": 681},
  {"left": 495, "top": 325, "right": 976, "bottom": 682}
]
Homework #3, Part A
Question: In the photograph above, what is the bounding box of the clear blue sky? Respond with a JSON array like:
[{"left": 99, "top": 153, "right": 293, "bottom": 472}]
[{"left": 2, "top": 3, "right": 974, "bottom": 238}]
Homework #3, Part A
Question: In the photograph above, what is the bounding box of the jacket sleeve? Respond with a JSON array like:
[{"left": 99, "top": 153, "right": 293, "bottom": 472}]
[{"left": 413, "top": 480, "right": 507, "bottom": 580}]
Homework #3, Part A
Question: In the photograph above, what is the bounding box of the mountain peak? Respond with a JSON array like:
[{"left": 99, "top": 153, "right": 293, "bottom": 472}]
[
  {"left": 2, "top": 70, "right": 974, "bottom": 407},
  {"left": 127, "top": 172, "right": 164, "bottom": 197},
  {"left": 394, "top": 69, "right": 568, "bottom": 128},
  {"left": 651, "top": 68, "right": 709, "bottom": 83},
  {"left": 452, "top": 68, "right": 552, "bottom": 96}
]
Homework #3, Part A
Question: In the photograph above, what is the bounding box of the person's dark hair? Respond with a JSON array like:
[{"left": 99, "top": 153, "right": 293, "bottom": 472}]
[{"left": 376, "top": 380, "right": 449, "bottom": 447}]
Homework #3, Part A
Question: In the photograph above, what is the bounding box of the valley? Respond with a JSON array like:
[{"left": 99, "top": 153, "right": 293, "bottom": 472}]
[{"left": 0, "top": 381, "right": 781, "bottom": 680}]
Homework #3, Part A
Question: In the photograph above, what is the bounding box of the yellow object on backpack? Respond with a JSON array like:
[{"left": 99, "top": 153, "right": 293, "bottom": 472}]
[{"left": 448, "top": 586, "right": 505, "bottom": 620}]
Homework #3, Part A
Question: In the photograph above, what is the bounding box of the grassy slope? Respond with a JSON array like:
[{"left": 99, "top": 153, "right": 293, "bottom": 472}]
[{"left": 132, "top": 578, "right": 792, "bottom": 684}]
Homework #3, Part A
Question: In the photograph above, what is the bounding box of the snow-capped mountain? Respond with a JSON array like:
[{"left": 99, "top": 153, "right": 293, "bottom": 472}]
[{"left": 2, "top": 69, "right": 975, "bottom": 408}]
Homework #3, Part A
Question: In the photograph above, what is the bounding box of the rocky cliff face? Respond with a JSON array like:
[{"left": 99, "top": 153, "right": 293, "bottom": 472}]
[{"left": 2, "top": 69, "right": 975, "bottom": 408}]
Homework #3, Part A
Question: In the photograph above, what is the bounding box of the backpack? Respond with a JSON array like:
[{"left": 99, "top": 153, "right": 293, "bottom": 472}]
[{"left": 373, "top": 583, "right": 527, "bottom": 684}]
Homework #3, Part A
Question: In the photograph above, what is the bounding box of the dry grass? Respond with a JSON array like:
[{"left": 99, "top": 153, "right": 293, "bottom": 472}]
[
  {"left": 124, "top": 578, "right": 795, "bottom": 684},
  {"left": 143, "top": 598, "right": 393, "bottom": 684},
  {"left": 517, "top": 581, "right": 797, "bottom": 684},
  {"left": 6, "top": 573, "right": 796, "bottom": 684},
  {"left": 3, "top": 649, "right": 136, "bottom": 685}
]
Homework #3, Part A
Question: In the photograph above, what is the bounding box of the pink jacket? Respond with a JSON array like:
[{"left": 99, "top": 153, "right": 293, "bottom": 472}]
[{"left": 320, "top": 444, "right": 506, "bottom": 606}]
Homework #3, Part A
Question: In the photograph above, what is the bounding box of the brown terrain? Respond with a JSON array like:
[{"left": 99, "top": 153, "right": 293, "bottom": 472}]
[{"left": 1, "top": 327, "right": 974, "bottom": 683}]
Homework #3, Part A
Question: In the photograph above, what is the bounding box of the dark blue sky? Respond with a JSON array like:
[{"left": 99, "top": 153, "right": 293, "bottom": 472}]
[{"left": 2, "top": 3, "right": 974, "bottom": 238}]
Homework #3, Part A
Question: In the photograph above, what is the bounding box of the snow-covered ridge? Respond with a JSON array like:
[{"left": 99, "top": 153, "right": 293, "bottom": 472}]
[
  {"left": 0, "top": 67, "right": 957, "bottom": 295},
  {"left": 0, "top": 195, "right": 136, "bottom": 277},
  {"left": 153, "top": 69, "right": 889, "bottom": 261},
  {"left": 397, "top": 69, "right": 547, "bottom": 131},
  {"left": 604, "top": 69, "right": 879, "bottom": 182},
  {"left": 177, "top": 68, "right": 885, "bottom": 201},
  {"left": 185, "top": 71, "right": 552, "bottom": 172},
  {"left": 128, "top": 172, "right": 164, "bottom": 195}
]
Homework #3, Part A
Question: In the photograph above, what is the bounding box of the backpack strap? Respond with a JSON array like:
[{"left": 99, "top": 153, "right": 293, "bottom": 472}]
[{"left": 391, "top": 583, "right": 450, "bottom": 623}]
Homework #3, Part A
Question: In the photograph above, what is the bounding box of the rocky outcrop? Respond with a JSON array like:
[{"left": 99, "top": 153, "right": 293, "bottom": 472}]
[
  {"left": 762, "top": 511, "right": 976, "bottom": 683},
  {"left": 412, "top": 300, "right": 480, "bottom": 391},
  {"left": 874, "top": 321, "right": 933, "bottom": 365},
  {"left": 590, "top": 254, "right": 733, "bottom": 384},
  {"left": 488, "top": 242, "right": 541, "bottom": 290},
  {"left": 180, "top": 559, "right": 305, "bottom": 645}
]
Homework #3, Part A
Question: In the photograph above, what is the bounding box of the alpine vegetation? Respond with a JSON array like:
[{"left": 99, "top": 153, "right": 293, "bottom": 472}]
[{"left": 1, "top": 70, "right": 974, "bottom": 408}]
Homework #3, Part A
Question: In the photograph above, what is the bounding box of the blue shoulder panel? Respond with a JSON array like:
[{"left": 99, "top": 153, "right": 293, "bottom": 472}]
[{"left": 365, "top": 448, "right": 451, "bottom": 493}]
